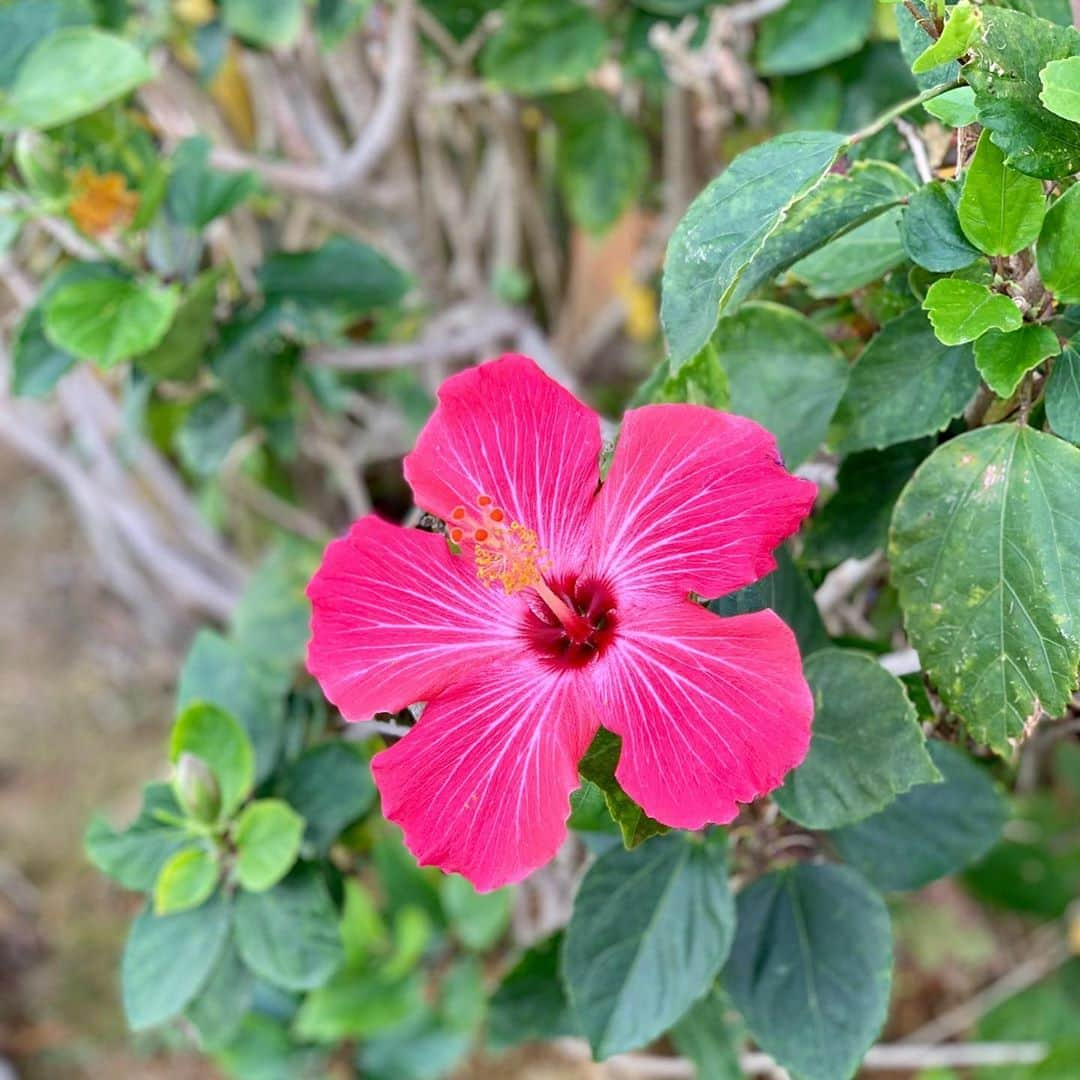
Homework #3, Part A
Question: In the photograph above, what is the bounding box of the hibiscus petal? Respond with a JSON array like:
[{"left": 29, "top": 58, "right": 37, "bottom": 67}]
[
  {"left": 372, "top": 658, "right": 598, "bottom": 891},
  {"left": 584, "top": 602, "right": 813, "bottom": 829},
  {"left": 590, "top": 405, "right": 816, "bottom": 604},
  {"left": 307, "top": 515, "right": 520, "bottom": 719},
  {"left": 404, "top": 355, "right": 601, "bottom": 575}
]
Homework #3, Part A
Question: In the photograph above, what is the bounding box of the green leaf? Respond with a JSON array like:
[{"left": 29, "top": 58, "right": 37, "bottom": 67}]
[
  {"left": 137, "top": 270, "right": 221, "bottom": 382},
  {"left": 834, "top": 308, "right": 980, "bottom": 452},
  {"left": 259, "top": 236, "right": 410, "bottom": 327},
  {"left": 1040, "top": 56, "right": 1080, "bottom": 122},
  {"left": 911, "top": 2, "right": 980, "bottom": 74},
  {"left": 711, "top": 302, "right": 849, "bottom": 467},
  {"left": 662, "top": 148, "right": 910, "bottom": 366},
  {"left": 295, "top": 971, "right": 424, "bottom": 1042},
  {"left": 185, "top": 937, "right": 253, "bottom": 1051},
  {"left": 170, "top": 702, "right": 255, "bottom": 820},
  {"left": 669, "top": 987, "right": 744, "bottom": 1080},
  {"left": 563, "top": 832, "right": 735, "bottom": 1058},
  {"left": 548, "top": 90, "right": 647, "bottom": 234},
  {"left": 212, "top": 307, "right": 299, "bottom": 417},
  {"left": 923, "top": 279, "right": 1024, "bottom": 345},
  {"left": 316, "top": 0, "right": 374, "bottom": 50},
  {"left": 154, "top": 844, "right": 220, "bottom": 915},
  {"left": 830, "top": 741, "right": 1007, "bottom": 890},
  {"left": 723, "top": 863, "right": 893, "bottom": 1080},
  {"left": 1046, "top": 338, "right": 1080, "bottom": 444},
  {"left": 234, "top": 799, "right": 305, "bottom": 893},
  {"left": 902, "top": 181, "right": 980, "bottom": 273},
  {"left": 222, "top": 0, "right": 304, "bottom": 49},
  {"left": 1038, "top": 183, "right": 1080, "bottom": 304},
  {"left": 708, "top": 546, "right": 830, "bottom": 658},
  {"left": 279, "top": 742, "right": 376, "bottom": 854},
  {"left": 889, "top": 424, "right": 1080, "bottom": 750},
  {"left": 974, "top": 324, "right": 1061, "bottom": 398},
  {"left": 755, "top": 0, "right": 874, "bottom": 76},
  {"left": 231, "top": 539, "right": 319, "bottom": 690},
  {"left": 897, "top": 0, "right": 959, "bottom": 90},
  {"left": 0, "top": 0, "right": 96, "bottom": 90},
  {"left": 234, "top": 863, "right": 344, "bottom": 991},
  {"left": 10, "top": 305, "right": 75, "bottom": 397},
  {"left": 440, "top": 875, "right": 511, "bottom": 952},
  {"left": 577, "top": 728, "right": 669, "bottom": 849},
  {"left": 84, "top": 782, "right": 189, "bottom": 892},
  {"left": 489, "top": 933, "right": 577, "bottom": 1049},
  {"left": 167, "top": 136, "right": 258, "bottom": 229},
  {"left": 957, "top": 131, "right": 1046, "bottom": 256},
  {"left": 963, "top": 8, "right": 1080, "bottom": 180},
  {"left": 0, "top": 27, "right": 152, "bottom": 131},
  {"left": 804, "top": 439, "right": 933, "bottom": 566},
  {"left": 177, "top": 629, "right": 284, "bottom": 783},
  {"left": 923, "top": 85, "right": 978, "bottom": 127},
  {"left": 175, "top": 392, "right": 244, "bottom": 477},
  {"left": 122, "top": 891, "right": 230, "bottom": 1031},
  {"left": 480, "top": 0, "right": 606, "bottom": 95},
  {"left": 640, "top": 343, "right": 730, "bottom": 408},
  {"left": 373, "top": 831, "right": 445, "bottom": 929},
  {"left": 43, "top": 276, "right": 179, "bottom": 370},
  {"left": 775, "top": 650, "right": 940, "bottom": 829}
]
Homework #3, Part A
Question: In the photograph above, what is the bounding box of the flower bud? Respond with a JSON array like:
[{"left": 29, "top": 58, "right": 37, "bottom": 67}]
[{"left": 175, "top": 752, "right": 221, "bottom": 824}]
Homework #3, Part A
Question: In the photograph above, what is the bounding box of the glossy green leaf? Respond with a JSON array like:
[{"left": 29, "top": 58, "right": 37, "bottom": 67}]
[
  {"left": 923, "top": 279, "right": 1024, "bottom": 345},
  {"left": 804, "top": 439, "right": 932, "bottom": 566},
  {"left": 1040, "top": 56, "right": 1080, "bottom": 122},
  {"left": 911, "top": 2, "right": 980, "bottom": 74},
  {"left": 830, "top": 741, "right": 1007, "bottom": 890},
  {"left": 709, "top": 546, "right": 830, "bottom": 658},
  {"left": 222, "top": 0, "right": 304, "bottom": 49},
  {"left": 1038, "top": 184, "right": 1080, "bottom": 304},
  {"left": 1046, "top": 338, "right": 1080, "bottom": 443},
  {"left": 175, "top": 392, "right": 245, "bottom": 476},
  {"left": 0, "top": 27, "right": 152, "bottom": 131},
  {"left": 480, "top": 0, "right": 606, "bottom": 95},
  {"left": 923, "top": 85, "right": 978, "bottom": 127},
  {"left": 154, "top": 844, "right": 220, "bottom": 915},
  {"left": 169, "top": 702, "right": 255, "bottom": 820},
  {"left": 897, "top": 0, "right": 959, "bottom": 90},
  {"left": 974, "top": 324, "right": 1061, "bottom": 398},
  {"left": 84, "top": 782, "right": 189, "bottom": 892},
  {"left": 669, "top": 987, "right": 744, "bottom": 1080},
  {"left": 122, "top": 891, "right": 230, "bottom": 1030},
  {"left": 902, "top": 181, "right": 980, "bottom": 273},
  {"left": 177, "top": 629, "right": 284, "bottom": 784},
  {"left": 775, "top": 651, "right": 940, "bottom": 828},
  {"left": 755, "top": 0, "right": 874, "bottom": 76},
  {"left": 577, "top": 728, "right": 669, "bottom": 849},
  {"left": 549, "top": 90, "right": 647, "bottom": 233},
  {"left": 889, "top": 424, "right": 1080, "bottom": 750},
  {"left": 11, "top": 305, "right": 76, "bottom": 397},
  {"left": 440, "top": 875, "right": 511, "bottom": 951},
  {"left": 834, "top": 308, "right": 980, "bottom": 452},
  {"left": 234, "top": 863, "right": 345, "bottom": 991},
  {"left": 43, "top": 276, "right": 179, "bottom": 369},
  {"left": 712, "top": 302, "right": 849, "bottom": 466},
  {"left": 489, "top": 934, "right": 577, "bottom": 1049},
  {"left": 563, "top": 833, "right": 735, "bottom": 1058},
  {"left": 167, "top": 137, "right": 259, "bottom": 229},
  {"left": 964, "top": 8, "right": 1080, "bottom": 180},
  {"left": 661, "top": 131, "right": 846, "bottom": 365},
  {"left": 723, "top": 863, "right": 893, "bottom": 1080},
  {"left": 185, "top": 937, "right": 253, "bottom": 1051},
  {"left": 234, "top": 799, "right": 305, "bottom": 893},
  {"left": 0, "top": 1, "right": 95, "bottom": 90},
  {"left": 295, "top": 970, "right": 423, "bottom": 1042},
  {"left": 958, "top": 131, "right": 1046, "bottom": 256},
  {"left": 279, "top": 742, "right": 376, "bottom": 854},
  {"left": 639, "top": 343, "right": 730, "bottom": 409}
]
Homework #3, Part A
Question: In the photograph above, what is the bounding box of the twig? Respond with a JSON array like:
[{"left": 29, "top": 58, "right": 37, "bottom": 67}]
[
  {"left": 725, "top": 0, "right": 791, "bottom": 24},
  {"left": 210, "top": 0, "right": 416, "bottom": 197},
  {"left": 850, "top": 80, "right": 962, "bottom": 146},
  {"left": 896, "top": 117, "right": 934, "bottom": 183}
]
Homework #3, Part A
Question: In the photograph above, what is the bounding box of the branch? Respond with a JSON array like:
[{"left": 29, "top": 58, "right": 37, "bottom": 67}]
[{"left": 209, "top": 0, "right": 416, "bottom": 197}]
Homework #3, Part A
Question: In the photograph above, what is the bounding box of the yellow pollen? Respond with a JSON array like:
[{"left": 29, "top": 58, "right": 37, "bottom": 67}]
[{"left": 450, "top": 497, "right": 547, "bottom": 594}]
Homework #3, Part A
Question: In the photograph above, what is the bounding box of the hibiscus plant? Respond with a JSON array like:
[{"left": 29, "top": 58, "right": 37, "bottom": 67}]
[{"left": 0, "top": 0, "right": 1077, "bottom": 1077}]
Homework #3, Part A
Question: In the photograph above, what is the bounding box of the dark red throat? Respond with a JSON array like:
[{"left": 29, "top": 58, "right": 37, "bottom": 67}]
[{"left": 524, "top": 575, "right": 618, "bottom": 668}]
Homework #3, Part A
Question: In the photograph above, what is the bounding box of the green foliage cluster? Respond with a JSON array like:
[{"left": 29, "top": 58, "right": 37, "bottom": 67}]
[{"left": 0, "top": 0, "right": 1075, "bottom": 1077}]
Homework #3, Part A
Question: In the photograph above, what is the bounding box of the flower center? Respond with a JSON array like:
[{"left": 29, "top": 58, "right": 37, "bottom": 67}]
[{"left": 523, "top": 575, "right": 618, "bottom": 668}]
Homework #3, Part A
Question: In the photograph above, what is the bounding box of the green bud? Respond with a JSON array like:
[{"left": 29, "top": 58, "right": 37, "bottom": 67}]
[
  {"left": 13, "top": 132, "right": 65, "bottom": 199},
  {"left": 175, "top": 752, "right": 222, "bottom": 824}
]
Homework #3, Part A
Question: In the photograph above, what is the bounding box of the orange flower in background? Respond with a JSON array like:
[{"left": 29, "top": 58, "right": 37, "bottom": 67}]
[{"left": 68, "top": 168, "right": 139, "bottom": 237}]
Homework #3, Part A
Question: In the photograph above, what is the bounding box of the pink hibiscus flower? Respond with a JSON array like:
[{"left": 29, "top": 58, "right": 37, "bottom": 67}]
[{"left": 307, "top": 355, "right": 816, "bottom": 891}]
